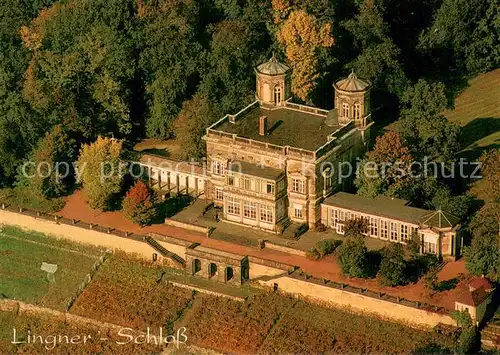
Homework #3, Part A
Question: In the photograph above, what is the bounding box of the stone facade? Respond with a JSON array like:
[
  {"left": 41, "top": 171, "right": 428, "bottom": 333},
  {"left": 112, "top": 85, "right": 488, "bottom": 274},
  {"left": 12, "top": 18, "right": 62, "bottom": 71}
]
[
  {"left": 203, "top": 56, "right": 373, "bottom": 232},
  {"left": 185, "top": 246, "right": 249, "bottom": 286}
]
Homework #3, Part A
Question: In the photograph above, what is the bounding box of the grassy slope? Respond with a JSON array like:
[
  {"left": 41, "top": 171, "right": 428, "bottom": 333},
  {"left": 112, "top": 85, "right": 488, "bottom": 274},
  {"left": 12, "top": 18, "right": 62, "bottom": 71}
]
[
  {"left": 442, "top": 68, "right": 500, "bottom": 159},
  {"left": 0, "top": 226, "right": 102, "bottom": 310}
]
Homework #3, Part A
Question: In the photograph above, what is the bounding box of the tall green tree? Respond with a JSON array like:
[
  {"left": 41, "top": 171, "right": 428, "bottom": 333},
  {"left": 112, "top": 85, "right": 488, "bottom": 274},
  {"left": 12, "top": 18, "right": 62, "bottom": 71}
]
[
  {"left": 138, "top": 0, "right": 202, "bottom": 139},
  {"left": 377, "top": 243, "right": 406, "bottom": 286},
  {"left": 337, "top": 235, "right": 368, "bottom": 278}
]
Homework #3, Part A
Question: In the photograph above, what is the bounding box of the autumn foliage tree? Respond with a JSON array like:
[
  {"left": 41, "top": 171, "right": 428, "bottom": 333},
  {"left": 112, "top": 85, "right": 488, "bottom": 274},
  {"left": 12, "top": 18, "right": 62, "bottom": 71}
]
[
  {"left": 122, "top": 180, "right": 158, "bottom": 226},
  {"left": 276, "top": 9, "right": 334, "bottom": 102},
  {"left": 356, "top": 131, "right": 413, "bottom": 197},
  {"left": 76, "top": 137, "right": 123, "bottom": 210}
]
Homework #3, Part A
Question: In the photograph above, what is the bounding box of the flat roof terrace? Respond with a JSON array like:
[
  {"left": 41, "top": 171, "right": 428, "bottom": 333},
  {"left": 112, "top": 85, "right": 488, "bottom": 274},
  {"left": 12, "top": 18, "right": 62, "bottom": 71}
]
[{"left": 212, "top": 102, "right": 340, "bottom": 152}]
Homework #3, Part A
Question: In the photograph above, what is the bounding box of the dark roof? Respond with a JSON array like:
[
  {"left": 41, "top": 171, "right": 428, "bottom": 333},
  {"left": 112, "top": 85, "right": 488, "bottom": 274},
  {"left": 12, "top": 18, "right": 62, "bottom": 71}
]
[
  {"left": 334, "top": 71, "right": 371, "bottom": 92},
  {"left": 467, "top": 276, "right": 495, "bottom": 292},
  {"left": 455, "top": 286, "right": 489, "bottom": 307},
  {"left": 256, "top": 55, "right": 290, "bottom": 75},
  {"left": 216, "top": 106, "right": 338, "bottom": 151},
  {"left": 323, "top": 192, "right": 461, "bottom": 228},
  {"left": 323, "top": 192, "right": 426, "bottom": 224},
  {"left": 229, "top": 160, "right": 283, "bottom": 181}
]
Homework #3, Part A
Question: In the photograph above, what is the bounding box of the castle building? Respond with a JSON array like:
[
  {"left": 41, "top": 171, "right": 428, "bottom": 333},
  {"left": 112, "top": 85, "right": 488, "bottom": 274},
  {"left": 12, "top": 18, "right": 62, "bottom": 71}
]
[{"left": 203, "top": 55, "right": 373, "bottom": 232}]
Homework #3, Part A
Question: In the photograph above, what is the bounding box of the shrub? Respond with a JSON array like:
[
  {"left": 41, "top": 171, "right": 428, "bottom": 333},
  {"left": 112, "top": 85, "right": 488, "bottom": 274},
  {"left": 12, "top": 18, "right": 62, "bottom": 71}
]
[
  {"left": 344, "top": 217, "right": 369, "bottom": 238},
  {"left": 316, "top": 239, "right": 341, "bottom": 257},
  {"left": 423, "top": 271, "right": 438, "bottom": 291},
  {"left": 337, "top": 236, "right": 368, "bottom": 278},
  {"left": 122, "top": 180, "right": 158, "bottom": 226},
  {"left": 306, "top": 247, "right": 320, "bottom": 260},
  {"left": 377, "top": 243, "right": 407, "bottom": 286}
]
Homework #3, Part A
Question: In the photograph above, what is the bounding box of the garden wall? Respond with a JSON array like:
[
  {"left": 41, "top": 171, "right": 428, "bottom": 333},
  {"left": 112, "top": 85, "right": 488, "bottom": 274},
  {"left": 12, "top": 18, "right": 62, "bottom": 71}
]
[
  {"left": 247, "top": 256, "right": 295, "bottom": 279},
  {"left": 259, "top": 275, "right": 456, "bottom": 329},
  {"left": 263, "top": 241, "right": 307, "bottom": 257},
  {"left": 0, "top": 208, "right": 157, "bottom": 261}
]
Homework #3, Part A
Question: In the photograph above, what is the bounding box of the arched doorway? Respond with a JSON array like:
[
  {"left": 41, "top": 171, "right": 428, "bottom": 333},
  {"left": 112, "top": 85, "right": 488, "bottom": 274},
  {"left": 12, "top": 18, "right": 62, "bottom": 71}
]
[
  {"left": 225, "top": 267, "right": 234, "bottom": 282},
  {"left": 193, "top": 259, "right": 201, "bottom": 275},
  {"left": 208, "top": 263, "right": 217, "bottom": 279},
  {"left": 274, "top": 86, "right": 281, "bottom": 105}
]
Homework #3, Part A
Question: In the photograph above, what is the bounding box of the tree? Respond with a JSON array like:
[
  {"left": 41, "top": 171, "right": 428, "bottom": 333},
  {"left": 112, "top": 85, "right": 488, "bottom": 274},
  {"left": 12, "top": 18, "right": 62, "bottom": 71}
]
[
  {"left": 20, "top": 0, "right": 137, "bottom": 138},
  {"left": 138, "top": 0, "right": 202, "bottom": 139},
  {"left": 377, "top": 243, "right": 406, "bottom": 286},
  {"left": 175, "top": 93, "right": 220, "bottom": 160},
  {"left": 276, "top": 9, "right": 334, "bottom": 102},
  {"left": 406, "top": 231, "right": 421, "bottom": 259},
  {"left": 397, "top": 79, "right": 461, "bottom": 162},
  {"left": 344, "top": 217, "right": 369, "bottom": 238},
  {"left": 464, "top": 233, "right": 500, "bottom": 282},
  {"left": 473, "top": 149, "right": 500, "bottom": 236},
  {"left": 418, "top": 0, "right": 499, "bottom": 75},
  {"left": 28, "top": 125, "right": 75, "bottom": 198},
  {"left": 122, "top": 180, "right": 158, "bottom": 226},
  {"left": 337, "top": 235, "right": 368, "bottom": 278},
  {"left": 356, "top": 131, "right": 413, "bottom": 198},
  {"left": 343, "top": 0, "right": 409, "bottom": 97},
  {"left": 76, "top": 137, "right": 123, "bottom": 210}
]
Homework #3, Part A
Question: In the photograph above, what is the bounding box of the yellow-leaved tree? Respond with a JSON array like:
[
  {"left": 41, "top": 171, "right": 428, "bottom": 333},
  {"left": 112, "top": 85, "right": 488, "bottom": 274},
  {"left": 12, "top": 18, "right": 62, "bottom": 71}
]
[
  {"left": 277, "top": 10, "right": 334, "bottom": 102},
  {"left": 77, "top": 137, "right": 123, "bottom": 210}
]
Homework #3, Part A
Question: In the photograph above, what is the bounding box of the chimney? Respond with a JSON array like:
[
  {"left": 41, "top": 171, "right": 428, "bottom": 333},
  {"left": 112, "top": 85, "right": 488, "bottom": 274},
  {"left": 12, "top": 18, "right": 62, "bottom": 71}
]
[{"left": 259, "top": 116, "right": 268, "bottom": 136}]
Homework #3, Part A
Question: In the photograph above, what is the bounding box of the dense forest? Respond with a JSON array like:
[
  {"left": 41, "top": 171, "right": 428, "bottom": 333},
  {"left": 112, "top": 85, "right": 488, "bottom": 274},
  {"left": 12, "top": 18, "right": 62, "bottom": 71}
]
[
  {"left": 0, "top": 0, "right": 498, "bottom": 275},
  {"left": 1, "top": 0, "right": 498, "bottom": 182}
]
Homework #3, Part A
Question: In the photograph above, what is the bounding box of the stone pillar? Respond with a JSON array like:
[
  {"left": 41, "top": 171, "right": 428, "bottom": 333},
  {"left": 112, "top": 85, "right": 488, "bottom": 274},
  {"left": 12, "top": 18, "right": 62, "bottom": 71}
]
[
  {"left": 194, "top": 178, "right": 199, "bottom": 196},
  {"left": 158, "top": 171, "right": 162, "bottom": 190},
  {"left": 167, "top": 172, "right": 171, "bottom": 192},
  {"left": 148, "top": 167, "right": 152, "bottom": 187},
  {"left": 176, "top": 175, "right": 180, "bottom": 194},
  {"left": 185, "top": 176, "right": 189, "bottom": 195}
]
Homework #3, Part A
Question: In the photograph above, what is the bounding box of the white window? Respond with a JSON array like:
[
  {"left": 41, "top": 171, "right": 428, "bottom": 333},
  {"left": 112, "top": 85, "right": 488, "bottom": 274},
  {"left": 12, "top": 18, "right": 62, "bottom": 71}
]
[
  {"left": 227, "top": 175, "right": 234, "bottom": 185},
  {"left": 342, "top": 103, "right": 349, "bottom": 118},
  {"left": 212, "top": 161, "right": 225, "bottom": 176},
  {"left": 239, "top": 177, "right": 250, "bottom": 190},
  {"left": 266, "top": 182, "right": 275, "bottom": 195},
  {"left": 400, "top": 224, "right": 409, "bottom": 242},
  {"left": 274, "top": 86, "right": 282, "bottom": 104},
  {"left": 215, "top": 188, "right": 223, "bottom": 201},
  {"left": 390, "top": 222, "right": 398, "bottom": 241},
  {"left": 354, "top": 103, "right": 361, "bottom": 119},
  {"left": 294, "top": 205, "right": 303, "bottom": 219},
  {"left": 332, "top": 209, "right": 338, "bottom": 227},
  {"left": 380, "top": 220, "right": 388, "bottom": 239},
  {"left": 370, "top": 217, "right": 379, "bottom": 237},
  {"left": 227, "top": 197, "right": 240, "bottom": 216},
  {"left": 291, "top": 178, "right": 305, "bottom": 193},
  {"left": 260, "top": 205, "right": 273, "bottom": 223},
  {"left": 243, "top": 201, "right": 257, "bottom": 220},
  {"left": 423, "top": 242, "right": 437, "bottom": 254},
  {"left": 339, "top": 210, "right": 345, "bottom": 221}
]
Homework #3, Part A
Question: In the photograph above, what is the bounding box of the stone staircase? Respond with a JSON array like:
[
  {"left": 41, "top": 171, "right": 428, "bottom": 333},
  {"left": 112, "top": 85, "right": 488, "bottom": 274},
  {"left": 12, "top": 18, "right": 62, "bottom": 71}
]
[{"left": 144, "top": 236, "right": 186, "bottom": 268}]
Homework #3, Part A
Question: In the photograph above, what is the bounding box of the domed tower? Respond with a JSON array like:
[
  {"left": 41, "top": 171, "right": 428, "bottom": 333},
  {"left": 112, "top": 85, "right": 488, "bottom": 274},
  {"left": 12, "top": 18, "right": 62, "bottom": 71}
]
[
  {"left": 255, "top": 54, "right": 292, "bottom": 106},
  {"left": 333, "top": 71, "right": 371, "bottom": 126}
]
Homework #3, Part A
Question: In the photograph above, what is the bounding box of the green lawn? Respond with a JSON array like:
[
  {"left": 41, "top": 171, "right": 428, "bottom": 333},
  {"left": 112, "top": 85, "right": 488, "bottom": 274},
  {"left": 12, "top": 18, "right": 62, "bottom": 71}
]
[
  {"left": 442, "top": 68, "right": 500, "bottom": 160},
  {"left": 0, "top": 226, "right": 103, "bottom": 310}
]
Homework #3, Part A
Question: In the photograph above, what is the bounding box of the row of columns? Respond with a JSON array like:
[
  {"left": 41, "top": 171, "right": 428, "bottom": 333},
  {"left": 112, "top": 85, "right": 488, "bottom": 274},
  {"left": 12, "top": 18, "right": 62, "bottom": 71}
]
[{"left": 147, "top": 166, "right": 201, "bottom": 196}]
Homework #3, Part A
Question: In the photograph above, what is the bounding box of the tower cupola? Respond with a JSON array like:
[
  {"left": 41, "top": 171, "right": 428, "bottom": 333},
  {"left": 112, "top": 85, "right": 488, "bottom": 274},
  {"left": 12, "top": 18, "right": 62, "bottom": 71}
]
[
  {"left": 333, "top": 70, "right": 371, "bottom": 126},
  {"left": 255, "top": 54, "right": 292, "bottom": 106}
]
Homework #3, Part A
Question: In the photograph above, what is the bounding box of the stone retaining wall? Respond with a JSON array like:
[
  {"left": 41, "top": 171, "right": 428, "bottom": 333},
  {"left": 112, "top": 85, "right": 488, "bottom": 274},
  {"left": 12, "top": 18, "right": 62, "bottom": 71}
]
[
  {"left": 259, "top": 274, "right": 456, "bottom": 329},
  {"left": 165, "top": 219, "right": 211, "bottom": 236},
  {"left": 264, "top": 241, "right": 307, "bottom": 257}
]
